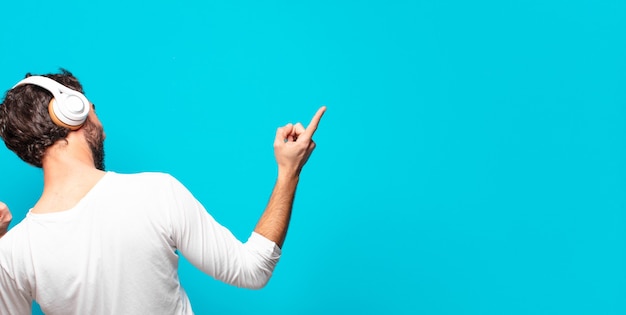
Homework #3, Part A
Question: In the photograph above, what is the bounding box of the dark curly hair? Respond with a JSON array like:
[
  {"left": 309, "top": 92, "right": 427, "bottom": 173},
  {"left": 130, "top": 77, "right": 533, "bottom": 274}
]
[{"left": 0, "top": 69, "right": 85, "bottom": 168}]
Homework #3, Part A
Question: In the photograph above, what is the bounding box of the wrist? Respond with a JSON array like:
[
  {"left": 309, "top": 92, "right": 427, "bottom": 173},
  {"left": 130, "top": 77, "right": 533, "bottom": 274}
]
[{"left": 277, "top": 167, "right": 300, "bottom": 182}]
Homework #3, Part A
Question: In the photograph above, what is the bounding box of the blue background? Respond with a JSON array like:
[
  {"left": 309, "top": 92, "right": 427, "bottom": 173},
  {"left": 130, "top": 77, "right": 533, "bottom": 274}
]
[{"left": 1, "top": 0, "right": 625, "bottom": 314}]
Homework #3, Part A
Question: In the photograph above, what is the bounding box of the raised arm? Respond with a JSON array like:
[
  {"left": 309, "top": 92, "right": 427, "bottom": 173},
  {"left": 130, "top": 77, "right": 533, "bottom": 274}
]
[
  {"left": 0, "top": 202, "right": 11, "bottom": 238},
  {"left": 254, "top": 106, "right": 326, "bottom": 248}
]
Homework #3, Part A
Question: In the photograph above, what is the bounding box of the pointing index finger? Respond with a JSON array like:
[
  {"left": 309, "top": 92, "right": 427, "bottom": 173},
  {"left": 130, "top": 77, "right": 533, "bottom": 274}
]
[{"left": 304, "top": 106, "right": 327, "bottom": 138}]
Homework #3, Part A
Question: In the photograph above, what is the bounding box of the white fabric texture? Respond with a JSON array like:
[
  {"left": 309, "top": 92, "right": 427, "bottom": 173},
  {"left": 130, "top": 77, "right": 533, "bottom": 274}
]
[{"left": 0, "top": 172, "right": 281, "bottom": 315}]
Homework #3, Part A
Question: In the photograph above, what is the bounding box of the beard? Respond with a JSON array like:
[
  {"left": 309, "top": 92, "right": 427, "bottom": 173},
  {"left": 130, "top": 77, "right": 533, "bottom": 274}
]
[{"left": 83, "top": 118, "right": 106, "bottom": 171}]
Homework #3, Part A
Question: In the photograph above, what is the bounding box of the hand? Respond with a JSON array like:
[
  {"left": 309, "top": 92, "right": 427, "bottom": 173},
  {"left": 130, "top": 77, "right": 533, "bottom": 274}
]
[
  {"left": 0, "top": 202, "right": 11, "bottom": 238},
  {"left": 273, "top": 106, "right": 326, "bottom": 177}
]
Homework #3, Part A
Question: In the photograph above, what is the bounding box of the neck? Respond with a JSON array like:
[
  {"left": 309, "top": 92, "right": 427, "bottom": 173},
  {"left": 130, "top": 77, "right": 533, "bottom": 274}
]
[{"left": 32, "top": 134, "right": 106, "bottom": 214}]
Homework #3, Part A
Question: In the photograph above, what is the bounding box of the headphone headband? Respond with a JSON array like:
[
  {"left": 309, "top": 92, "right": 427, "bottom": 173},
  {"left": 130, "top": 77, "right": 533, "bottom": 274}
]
[{"left": 12, "top": 76, "right": 90, "bottom": 130}]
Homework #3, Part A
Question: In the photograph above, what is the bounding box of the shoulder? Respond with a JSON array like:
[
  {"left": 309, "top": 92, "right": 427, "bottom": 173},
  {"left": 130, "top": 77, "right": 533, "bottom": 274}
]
[
  {"left": 106, "top": 171, "right": 180, "bottom": 187},
  {"left": 108, "top": 171, "right": 175, "bottom": 181},
  {"left": 0, "top": 220, "right": 29, "bottom": 251},
  {"left": 103, "top": 171, "right": 189, "bottom": 197}
]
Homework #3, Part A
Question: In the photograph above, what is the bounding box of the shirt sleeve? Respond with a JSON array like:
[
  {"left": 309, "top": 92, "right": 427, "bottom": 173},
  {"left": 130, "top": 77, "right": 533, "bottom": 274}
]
[
  {"left": 0, "top": 243, "right": 32, "bottom": 315},
  {"left": 164, "top": 175, "right": 281, "bottom": 289}
]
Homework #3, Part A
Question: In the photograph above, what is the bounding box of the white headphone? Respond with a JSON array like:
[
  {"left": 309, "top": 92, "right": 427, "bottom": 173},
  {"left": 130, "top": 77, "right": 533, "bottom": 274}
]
[{"left": 12, "top": 76, "right": 90, "bottom": 130}]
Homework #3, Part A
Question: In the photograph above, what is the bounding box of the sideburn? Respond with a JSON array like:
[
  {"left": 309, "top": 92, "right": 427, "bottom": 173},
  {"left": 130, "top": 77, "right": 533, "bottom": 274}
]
[{"left": 82, "top": 119, "right": 106, "bottom": 171}]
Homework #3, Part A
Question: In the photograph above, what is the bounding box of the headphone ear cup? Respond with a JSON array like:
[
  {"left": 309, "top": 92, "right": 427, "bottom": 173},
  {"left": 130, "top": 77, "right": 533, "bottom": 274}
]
[{"left": 48, "top": 98, "right": 83, "bottom": 131}]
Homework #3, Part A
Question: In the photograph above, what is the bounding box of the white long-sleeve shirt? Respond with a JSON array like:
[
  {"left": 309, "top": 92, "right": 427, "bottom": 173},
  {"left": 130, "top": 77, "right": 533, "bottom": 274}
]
[{"left": 0, "top": 172, "right": 281, "bottom": 314}]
